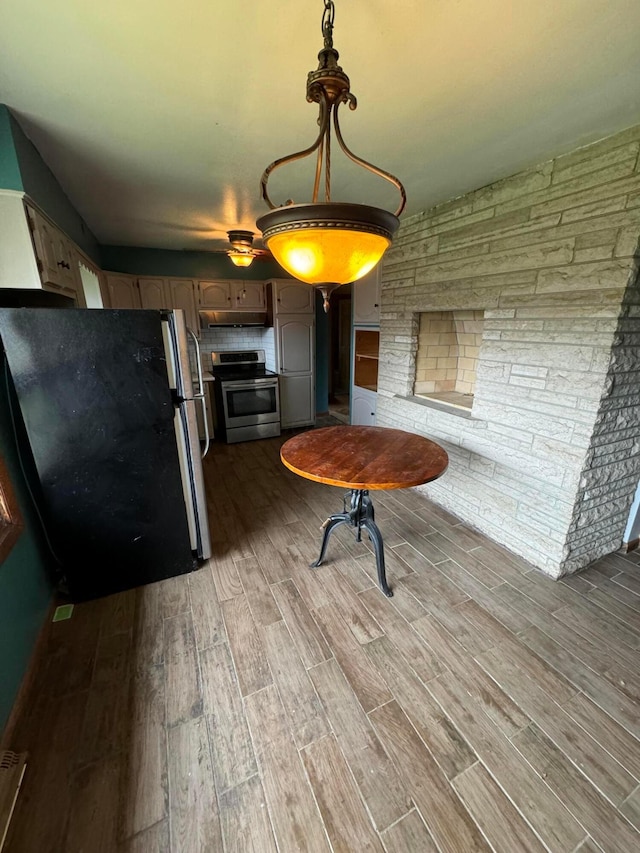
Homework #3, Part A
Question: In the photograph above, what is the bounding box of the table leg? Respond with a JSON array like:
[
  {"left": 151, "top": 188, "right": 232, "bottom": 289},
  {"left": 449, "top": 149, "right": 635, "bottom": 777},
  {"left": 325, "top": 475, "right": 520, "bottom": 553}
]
[{"left": 310, "top": 489, "right": 393, "bottom": 597}]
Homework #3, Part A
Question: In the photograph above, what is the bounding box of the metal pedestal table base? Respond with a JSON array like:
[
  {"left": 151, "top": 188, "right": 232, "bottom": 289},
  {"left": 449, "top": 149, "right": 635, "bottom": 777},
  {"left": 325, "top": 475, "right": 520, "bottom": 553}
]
[{"left": 310, "top": 489, "right": 393, "bottom": 597}]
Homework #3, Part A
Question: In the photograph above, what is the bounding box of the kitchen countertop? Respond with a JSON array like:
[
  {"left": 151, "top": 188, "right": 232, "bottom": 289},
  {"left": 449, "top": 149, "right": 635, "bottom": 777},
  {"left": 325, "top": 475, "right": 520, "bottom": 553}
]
[{"left": 192, "top": 371, "right": 215, "bottom": 384}]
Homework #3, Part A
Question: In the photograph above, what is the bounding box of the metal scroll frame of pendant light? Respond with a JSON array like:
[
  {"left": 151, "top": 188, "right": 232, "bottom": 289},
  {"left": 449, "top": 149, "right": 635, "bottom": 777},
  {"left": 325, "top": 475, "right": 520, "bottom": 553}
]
[{"left": 256, "top": 0, "right": 406, "bottom": 311}]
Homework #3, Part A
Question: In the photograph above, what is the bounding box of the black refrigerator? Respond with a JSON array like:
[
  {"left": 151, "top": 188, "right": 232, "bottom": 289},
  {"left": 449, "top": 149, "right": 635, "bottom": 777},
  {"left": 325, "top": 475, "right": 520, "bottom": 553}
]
[{"left": 0, "top": 303, "right": 211, "bottom": 601}]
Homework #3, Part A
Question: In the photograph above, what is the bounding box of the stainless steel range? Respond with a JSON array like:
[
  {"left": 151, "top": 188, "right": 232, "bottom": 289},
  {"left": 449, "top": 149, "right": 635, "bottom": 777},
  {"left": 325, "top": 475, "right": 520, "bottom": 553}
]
[{"left": 210, "top": 349, "right": 280, "bottom": 443}]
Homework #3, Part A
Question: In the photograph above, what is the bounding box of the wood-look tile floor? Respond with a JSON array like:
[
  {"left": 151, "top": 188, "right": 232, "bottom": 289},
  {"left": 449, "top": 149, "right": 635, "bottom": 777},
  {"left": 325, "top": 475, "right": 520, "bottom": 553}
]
[{"left": 5, "top": 433, "right": 640, "bottom": 852}]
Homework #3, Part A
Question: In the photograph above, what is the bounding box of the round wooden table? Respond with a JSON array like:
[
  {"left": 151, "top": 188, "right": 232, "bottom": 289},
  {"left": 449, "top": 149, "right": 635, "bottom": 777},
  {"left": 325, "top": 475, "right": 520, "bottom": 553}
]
[{"left": 280, "top": 425, "right": 448, "bottom": 596}]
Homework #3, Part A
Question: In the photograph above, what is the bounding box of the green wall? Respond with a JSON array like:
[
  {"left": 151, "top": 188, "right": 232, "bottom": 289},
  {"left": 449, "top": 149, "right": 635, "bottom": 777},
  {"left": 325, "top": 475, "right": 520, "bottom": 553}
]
[
  {"left": 0, "top": 106, "right": 23, "bottom": 191},
  {"left": 0, "top": 366, "right": 53, "bottom": 733},
  {"left": 101, "top": 245, "right": 290, "bottom": 281},
  {"left": 7, "top": 109, "right": 101, "bottom": 263}
]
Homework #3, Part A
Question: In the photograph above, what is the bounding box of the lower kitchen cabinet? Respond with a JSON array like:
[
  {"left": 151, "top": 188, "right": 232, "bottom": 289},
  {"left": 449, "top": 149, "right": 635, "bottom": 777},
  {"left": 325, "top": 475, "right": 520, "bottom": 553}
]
[
  {"left": 351, "top": 386, "right": 377, "bottom": 425},
  {"left": 351, "top": 327, "right": 379, "bottom": 425},
  {"left": 279, "top": 373, "right": 314, "bottom": 428}
]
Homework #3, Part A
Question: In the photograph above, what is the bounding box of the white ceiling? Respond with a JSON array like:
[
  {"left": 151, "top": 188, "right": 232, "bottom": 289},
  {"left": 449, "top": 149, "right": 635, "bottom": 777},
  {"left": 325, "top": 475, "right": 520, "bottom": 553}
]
[{"left": 1, "top": 0, "right": 639, "bottom": 252}]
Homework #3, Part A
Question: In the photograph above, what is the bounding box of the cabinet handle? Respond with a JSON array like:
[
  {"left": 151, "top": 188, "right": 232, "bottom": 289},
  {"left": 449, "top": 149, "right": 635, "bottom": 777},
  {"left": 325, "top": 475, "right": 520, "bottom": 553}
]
[
  {"left": 374, "top": 303, "right": 379, "bottom": 307},
  {"left": 57, "top": 261, "right": 71, "bottom": 270}
]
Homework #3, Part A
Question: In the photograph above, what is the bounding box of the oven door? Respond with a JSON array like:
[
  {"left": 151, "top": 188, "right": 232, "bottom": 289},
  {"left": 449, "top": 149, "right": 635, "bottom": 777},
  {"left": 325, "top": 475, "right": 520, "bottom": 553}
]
[{"left": 221, "top": 378, "right": 280, "bottom": 428}]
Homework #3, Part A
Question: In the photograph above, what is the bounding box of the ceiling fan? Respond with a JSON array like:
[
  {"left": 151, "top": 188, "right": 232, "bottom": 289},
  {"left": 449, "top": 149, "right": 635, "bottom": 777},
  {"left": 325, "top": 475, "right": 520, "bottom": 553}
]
[{"left": 226, "top": 230, "right": 272, "bottom": 268}]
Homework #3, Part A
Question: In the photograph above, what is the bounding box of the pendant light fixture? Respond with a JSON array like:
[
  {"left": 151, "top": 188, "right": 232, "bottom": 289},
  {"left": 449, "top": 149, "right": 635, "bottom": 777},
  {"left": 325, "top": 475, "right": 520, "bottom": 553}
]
[{"left": 256, "top": 0, "right": 406, "bottom": 311}]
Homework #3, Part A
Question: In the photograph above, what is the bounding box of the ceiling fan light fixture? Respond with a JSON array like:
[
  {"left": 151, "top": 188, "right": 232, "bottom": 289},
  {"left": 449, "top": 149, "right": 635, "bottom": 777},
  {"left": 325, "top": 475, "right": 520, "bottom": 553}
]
[
  {"left": 228, "top": 250, "right": 255, "bottom": 268},
  {"left": 256, "top": 0, "right": 406, "bottom": 311},
  {"left": 226, "top": 229, "right": 257, "bottom": 267}
]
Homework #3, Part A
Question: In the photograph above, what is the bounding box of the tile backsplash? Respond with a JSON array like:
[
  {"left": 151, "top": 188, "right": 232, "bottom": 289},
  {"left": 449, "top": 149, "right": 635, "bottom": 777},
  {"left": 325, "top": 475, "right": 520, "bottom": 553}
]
[{"left": 199, "top": 326, "right": 276, "bottom": 371}]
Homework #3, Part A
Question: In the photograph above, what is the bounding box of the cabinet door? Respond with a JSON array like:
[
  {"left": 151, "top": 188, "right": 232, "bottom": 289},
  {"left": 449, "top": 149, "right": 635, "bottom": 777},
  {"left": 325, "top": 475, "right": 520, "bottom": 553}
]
[
  {"left": 168, "top": 279, "right": 199, "bottom": 334},
  {"left": 29, "top": 208, "right": 61, "bottom": 286},
  {"left": 199, "top": 280, "right": 232, "bottom": 308},
  {"left": 279, "top": 374, "right": 314, "bottom": 428},
  {"left": 139, "top": 277, "right": 169, "bottom": 309},
  {"left": 104, "top": 274, "right": 141, "bottom": 309},
  {"left": 232, "top": 280, "right": 265, "bottom": 310},
  {"left": 53, "top": 231, "right": 78, "bottom": 292},
  {"left": 272, "top": 280, "right": 315, "bottom": 313},
  {"left": 276, "top": 316, "right": 314, "bottom": 374},
  {"left": 276, "top": 315, "right": 315, "bottom": 427},
  {"left": 351, "top": 388, "right": 377, "bottom": 425},
  {"left": 352, "top": 267, "right": 381, "bottom": 325},
  {"left": 28, "top": 207, "right": 76, "bottom": 294}
]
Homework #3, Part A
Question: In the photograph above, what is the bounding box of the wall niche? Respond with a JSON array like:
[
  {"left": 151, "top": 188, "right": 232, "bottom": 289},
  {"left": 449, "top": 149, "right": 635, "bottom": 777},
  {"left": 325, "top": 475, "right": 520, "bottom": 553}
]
[{"left": 414, "top": 310, "right": 484, "bottom": 410}]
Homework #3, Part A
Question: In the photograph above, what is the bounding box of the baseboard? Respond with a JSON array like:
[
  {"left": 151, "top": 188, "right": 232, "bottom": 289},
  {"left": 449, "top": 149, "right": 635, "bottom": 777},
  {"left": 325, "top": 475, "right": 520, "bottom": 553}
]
[
  {"left": 621, "top": 538, "right": 639, "bottom": 554},
  {"left": 0, "top": 751, "right": 27, "bottom": 852}
]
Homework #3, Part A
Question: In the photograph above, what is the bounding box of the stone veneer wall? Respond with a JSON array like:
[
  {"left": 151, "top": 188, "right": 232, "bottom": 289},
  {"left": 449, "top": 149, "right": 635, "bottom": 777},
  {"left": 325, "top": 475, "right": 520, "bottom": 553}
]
[{"left": 377, "top": 125, "right": 640, "bottom": 576}]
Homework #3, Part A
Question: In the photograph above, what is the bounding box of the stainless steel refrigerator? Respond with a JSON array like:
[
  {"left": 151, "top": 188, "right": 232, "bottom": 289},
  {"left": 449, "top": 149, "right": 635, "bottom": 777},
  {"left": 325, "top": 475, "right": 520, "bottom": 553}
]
[{"left": 0, "top": 304, "right": 211, "bottom": 601}]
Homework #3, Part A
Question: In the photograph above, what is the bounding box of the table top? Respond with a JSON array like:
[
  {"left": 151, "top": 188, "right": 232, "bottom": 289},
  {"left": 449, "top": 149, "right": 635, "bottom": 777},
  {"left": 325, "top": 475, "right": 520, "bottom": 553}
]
[{"left": 280, "top": 425, "right": 448, "bottom": 490}]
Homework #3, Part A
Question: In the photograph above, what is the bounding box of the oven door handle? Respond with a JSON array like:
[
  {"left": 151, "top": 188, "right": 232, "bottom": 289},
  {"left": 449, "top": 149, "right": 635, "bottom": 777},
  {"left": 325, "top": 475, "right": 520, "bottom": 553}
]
[
  {"left": 187, "top": 326, "right": 210, "bottom": 459},
  {"left": 221, "top": 380, "right": 279, "bottom": 391}
]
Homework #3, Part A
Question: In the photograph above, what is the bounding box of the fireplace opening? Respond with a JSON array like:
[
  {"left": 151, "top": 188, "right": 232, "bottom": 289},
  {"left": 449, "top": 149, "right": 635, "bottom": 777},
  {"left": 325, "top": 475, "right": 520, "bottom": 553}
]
[{"left": 414, "top": 310, "right": 484, "bottom": 410}]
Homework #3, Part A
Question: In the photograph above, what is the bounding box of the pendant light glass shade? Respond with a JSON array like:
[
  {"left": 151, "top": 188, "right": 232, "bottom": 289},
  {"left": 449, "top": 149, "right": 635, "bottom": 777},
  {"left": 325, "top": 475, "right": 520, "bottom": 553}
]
[{"left": 257, "top": 202, "right": 398, "bottom": 285}]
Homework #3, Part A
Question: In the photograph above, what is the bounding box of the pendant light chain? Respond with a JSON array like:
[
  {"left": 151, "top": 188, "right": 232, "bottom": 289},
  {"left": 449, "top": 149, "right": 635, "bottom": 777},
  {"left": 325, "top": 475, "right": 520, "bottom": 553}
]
[
  {"left": 322, "top": 0, "right": 335, "bottom": 49},
  {"left": 323, "top": 0, "right": 335, "bottom": 204},
  {"left": 325, "top": 112, "right": 331, "bottom": 202}
]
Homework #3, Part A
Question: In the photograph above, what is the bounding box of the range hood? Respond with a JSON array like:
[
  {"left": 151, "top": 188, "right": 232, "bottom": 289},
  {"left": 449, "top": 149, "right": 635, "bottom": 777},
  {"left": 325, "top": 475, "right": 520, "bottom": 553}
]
[{"left": 199, "top": 310, "right": 269, "bottom": 328}]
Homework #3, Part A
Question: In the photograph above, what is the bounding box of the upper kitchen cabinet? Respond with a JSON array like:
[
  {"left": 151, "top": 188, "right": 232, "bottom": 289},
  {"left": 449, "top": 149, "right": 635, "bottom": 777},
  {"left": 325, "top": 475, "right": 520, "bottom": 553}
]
[
  {"left": 199, "top": 280, "right": 231, "bottom": 308},
  {"left": 352, "top": 267, "right": 381, "bottom": 325},
  {"left": 167, "top": 278, "right": 199, "bottom": 334},
  {"left": 199, "top": 280, "right": 265, "bottom": 310},
  {"left": 234, "top": 280, "right": 265, "bottom": 310},
  {"left": 268, "top": 279, "right": 315, "bottom": 314},
  {"left": 103, "top": 273, "right": 141, "bottom": 309},
  {"left": 138, "top": 277, "right": 198, "bottom": 332},
  {"left": 26, "top": 203, "right": 83, "bottom": 302},
  {"left": 138, "top": 277, "right": 169, "bottom": 310}
]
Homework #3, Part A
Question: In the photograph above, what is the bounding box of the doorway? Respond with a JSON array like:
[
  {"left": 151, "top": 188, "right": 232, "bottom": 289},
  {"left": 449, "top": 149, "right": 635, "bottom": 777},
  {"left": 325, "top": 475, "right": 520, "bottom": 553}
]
[{"left": 328, "top": 285, "right": 352, "bottom": 423}]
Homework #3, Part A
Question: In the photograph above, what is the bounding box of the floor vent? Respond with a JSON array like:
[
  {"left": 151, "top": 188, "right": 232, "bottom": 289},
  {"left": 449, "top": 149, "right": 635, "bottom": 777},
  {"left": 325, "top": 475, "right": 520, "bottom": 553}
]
[{"left": 0, "top": 750, "right": 27, "bottom": 852}]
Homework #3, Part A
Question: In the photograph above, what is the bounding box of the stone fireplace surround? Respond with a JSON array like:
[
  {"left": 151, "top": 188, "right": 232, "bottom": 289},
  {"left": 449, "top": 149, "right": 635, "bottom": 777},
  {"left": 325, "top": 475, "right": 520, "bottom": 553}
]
[{"left": 376, "top": 124, "right": 640, "bottom": 577}]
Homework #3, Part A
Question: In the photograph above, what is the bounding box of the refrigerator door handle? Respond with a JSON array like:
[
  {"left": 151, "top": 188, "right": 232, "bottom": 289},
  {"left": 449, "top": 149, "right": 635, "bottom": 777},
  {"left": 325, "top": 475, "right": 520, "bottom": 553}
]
[
  {"left": 187, "top": 326, "right": 204, "bottom": 397},
  {"left": 196, "top": 391, "right": 210, "bottom": 458},
  {"left": 187, "top": 326, "right": 210, "bottom": 458}
]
